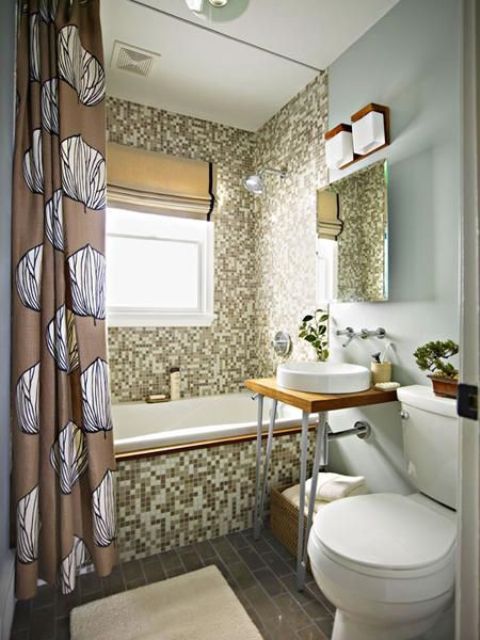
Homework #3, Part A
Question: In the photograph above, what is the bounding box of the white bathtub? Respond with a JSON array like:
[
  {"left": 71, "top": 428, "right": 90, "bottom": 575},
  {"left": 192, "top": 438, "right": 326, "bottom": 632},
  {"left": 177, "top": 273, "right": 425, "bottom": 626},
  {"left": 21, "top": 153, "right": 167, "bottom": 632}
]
[{"left": 112, "top": 391, "right": 308, "bottom": 456}]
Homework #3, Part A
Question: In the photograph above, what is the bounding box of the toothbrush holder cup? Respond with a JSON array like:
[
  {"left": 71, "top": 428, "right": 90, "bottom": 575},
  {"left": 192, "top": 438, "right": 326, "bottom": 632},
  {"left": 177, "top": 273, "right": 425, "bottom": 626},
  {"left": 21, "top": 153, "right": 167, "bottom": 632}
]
[{"left": 371, "top": 362, "right": 392, "bottom": 384}]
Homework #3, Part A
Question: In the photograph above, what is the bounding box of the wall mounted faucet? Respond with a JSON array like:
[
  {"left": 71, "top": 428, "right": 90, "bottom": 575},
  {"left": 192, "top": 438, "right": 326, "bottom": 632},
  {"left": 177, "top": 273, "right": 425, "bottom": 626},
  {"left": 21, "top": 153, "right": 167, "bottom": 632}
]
[
  {"left": 336, "top": 327, "right": 356, "bottom": 347},
  {"left": 336, "top": 326, "right": 387, "bottom": 347}
]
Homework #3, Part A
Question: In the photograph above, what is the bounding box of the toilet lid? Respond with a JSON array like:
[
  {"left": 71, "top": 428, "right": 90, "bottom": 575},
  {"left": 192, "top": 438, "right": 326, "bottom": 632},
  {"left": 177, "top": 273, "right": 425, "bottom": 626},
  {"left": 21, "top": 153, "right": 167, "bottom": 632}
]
[{"left": 313, "top": 493, "right": 456, "bottom": 571}]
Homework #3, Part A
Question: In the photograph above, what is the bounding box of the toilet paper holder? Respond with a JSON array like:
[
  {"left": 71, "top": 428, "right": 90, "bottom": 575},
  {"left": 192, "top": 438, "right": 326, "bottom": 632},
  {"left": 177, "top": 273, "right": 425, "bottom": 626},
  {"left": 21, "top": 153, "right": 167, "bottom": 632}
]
[
  {"left": 327, "top": 420, "right": 371, "bottom": 441},
  {"left": 320, "top": 421, "right": 371, "bottom": 469}
]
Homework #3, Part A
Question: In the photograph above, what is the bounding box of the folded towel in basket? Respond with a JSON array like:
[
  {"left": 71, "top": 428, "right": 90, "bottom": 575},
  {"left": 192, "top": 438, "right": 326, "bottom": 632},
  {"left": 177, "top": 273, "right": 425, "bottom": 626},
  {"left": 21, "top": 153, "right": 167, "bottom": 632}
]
[
  {"left": 305, "top": 472, "right": 367, "bottom": 502},
  {"left": 281, "top": 485, "right": 328, "bottom": 516}
]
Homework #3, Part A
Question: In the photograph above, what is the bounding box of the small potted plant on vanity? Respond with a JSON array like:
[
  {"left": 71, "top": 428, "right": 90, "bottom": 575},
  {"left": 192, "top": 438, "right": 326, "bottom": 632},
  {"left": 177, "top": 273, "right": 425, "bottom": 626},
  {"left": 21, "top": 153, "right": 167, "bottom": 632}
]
[
  {"left": 413, "top": 339, "right": 459, "bottom": 398},
  {"left": 298, "top": 308, "right": 329, "bottom": 361}
]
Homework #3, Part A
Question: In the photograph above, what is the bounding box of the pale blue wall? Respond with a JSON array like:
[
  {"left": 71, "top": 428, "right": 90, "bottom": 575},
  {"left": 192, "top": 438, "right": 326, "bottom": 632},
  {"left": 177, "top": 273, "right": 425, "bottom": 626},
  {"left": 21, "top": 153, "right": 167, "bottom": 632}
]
[
  {"left": 326, "top": 0, "right": 461, "bottom": 493},
  {"left": 0, "top": 0, "right": 15, "bottom": 636}
]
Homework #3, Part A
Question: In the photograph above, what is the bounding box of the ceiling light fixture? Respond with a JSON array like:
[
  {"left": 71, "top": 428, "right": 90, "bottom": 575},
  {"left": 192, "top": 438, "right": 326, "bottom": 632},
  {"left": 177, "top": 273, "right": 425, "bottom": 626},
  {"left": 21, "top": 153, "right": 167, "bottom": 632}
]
[
  {"left": 185, "top": 0, "right": 204, "bottom": 11},
  {"left": 184, "top": 0, "right": 229, "bottom": 12}
]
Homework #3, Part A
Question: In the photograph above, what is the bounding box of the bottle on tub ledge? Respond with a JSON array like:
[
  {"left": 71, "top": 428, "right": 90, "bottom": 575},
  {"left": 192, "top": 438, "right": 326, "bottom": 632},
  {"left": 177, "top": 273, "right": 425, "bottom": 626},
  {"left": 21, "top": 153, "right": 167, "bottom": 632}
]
[{"left": 170, "top": 366, "right": 181, "bottom": 401}]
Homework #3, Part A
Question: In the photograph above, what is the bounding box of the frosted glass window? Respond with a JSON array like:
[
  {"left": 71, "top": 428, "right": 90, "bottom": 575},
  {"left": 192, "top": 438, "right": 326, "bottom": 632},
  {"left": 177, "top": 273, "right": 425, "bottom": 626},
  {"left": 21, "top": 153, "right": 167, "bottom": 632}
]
[
  {"left": 107, "top": 236, "right": 199, "bottom": 309},
  {"left": 106, "top": 208, "right": 214, "bottom": 326}
]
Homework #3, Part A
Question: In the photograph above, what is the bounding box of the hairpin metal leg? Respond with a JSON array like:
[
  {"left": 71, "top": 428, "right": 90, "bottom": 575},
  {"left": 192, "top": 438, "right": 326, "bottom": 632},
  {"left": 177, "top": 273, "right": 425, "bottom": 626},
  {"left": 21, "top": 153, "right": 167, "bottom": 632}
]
[
  {"left": 253, "top": 394, "right": 264, "bottom": 539},
  {"left": 302, "top": 413, "right": 328, "bottom": 576},
  {"left": 255, "top": 397, "right": 277, "bottom": 540},
  {"left": 296, "top": 410, "right": 310, "bottom": 590}
]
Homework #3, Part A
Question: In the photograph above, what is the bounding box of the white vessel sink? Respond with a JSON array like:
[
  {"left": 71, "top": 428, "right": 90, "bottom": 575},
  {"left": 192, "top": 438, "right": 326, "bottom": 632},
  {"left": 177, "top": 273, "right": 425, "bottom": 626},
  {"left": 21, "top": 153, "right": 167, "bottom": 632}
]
[{"left": 276, "top": 361, "right": 370, "bottom": 394}]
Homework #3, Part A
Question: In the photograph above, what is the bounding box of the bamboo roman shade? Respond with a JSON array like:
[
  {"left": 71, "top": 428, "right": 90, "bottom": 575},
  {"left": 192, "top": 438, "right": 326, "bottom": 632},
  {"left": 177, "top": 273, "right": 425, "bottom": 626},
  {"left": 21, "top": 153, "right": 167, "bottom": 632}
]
[
  {"left": 107, "top": 143, "right": 216, "bottom": 220},
  {"left": 317, "top": 189, "right": 344, "bottom": 240}
]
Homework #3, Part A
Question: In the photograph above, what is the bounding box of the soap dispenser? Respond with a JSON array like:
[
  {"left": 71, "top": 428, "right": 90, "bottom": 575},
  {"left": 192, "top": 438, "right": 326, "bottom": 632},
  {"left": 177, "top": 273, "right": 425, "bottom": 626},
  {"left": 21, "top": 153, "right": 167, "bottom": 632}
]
[{"left": 170, "top": 367, "right": 181, "bottom": 400}]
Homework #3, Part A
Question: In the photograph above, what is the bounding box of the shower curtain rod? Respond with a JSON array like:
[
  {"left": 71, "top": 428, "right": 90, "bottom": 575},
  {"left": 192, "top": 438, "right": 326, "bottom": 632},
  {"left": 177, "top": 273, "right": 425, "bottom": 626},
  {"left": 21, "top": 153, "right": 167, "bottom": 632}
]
[
  {"left": 128, "top": 0, "right": 323, "bottom": 73},
  {"left": 21, "top": 0, "right": 92, "bottom": 11}
]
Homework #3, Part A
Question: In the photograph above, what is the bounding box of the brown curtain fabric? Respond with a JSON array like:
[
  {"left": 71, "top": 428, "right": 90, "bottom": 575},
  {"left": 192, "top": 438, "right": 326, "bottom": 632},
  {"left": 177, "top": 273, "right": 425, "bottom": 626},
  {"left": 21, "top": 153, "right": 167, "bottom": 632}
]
[
  {"left": 12, "top": 0, "right": 116, "bottom": 599},
  {"left": 107, "top": 142, "right": 216, "bottom": 220}
]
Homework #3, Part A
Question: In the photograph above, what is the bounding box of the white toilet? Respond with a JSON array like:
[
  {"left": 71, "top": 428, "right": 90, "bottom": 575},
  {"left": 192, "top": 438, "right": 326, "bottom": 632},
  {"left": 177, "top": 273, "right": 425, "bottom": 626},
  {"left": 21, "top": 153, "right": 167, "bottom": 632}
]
[{"left": 307, "top": 385, "right": 458, "bottom": 640}]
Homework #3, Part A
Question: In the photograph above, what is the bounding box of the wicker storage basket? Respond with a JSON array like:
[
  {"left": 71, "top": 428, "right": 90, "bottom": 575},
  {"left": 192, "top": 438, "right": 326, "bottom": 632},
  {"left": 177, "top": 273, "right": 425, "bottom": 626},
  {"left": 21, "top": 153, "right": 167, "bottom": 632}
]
[{"left": 270, "top": 484, "right": 306, "bottom": 558}]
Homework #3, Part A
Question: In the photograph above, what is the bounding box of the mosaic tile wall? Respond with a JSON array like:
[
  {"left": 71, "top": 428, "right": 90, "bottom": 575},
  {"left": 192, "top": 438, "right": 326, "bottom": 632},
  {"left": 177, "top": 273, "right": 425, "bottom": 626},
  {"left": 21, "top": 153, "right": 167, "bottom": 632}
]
[
  {"left": 253, "top": 74, "right": 329, "bottom": 376},
  {"left": 116, "top": 431, "right": 317, "bottom": 562},
  {"left": 106, "top": 97, "right": 258, "bottom": 401},
  {"left": 107, "top": 73, "right": 329, "bottom": 399}
]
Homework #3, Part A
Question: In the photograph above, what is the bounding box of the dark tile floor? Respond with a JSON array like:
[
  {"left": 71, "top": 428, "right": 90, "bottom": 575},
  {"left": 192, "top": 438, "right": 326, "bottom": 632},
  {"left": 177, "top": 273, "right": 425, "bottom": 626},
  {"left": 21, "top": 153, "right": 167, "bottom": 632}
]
[{"left": 10, "top": 527, "right": 334, "bottom": 640}]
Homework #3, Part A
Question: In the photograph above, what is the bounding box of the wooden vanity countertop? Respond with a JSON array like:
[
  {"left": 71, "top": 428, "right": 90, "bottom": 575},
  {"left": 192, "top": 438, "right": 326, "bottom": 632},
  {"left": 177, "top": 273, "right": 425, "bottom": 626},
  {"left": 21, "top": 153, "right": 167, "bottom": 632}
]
[{"left": 244, "top": 377, "right": 398, "bottom": 413}]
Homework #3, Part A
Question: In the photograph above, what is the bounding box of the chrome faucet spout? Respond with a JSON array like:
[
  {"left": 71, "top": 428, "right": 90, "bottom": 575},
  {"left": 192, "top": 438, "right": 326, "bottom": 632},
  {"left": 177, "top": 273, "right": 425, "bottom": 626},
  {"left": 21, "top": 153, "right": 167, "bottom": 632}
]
[{"left": 336, "top": 327, "right": 356, "bottom": 347}]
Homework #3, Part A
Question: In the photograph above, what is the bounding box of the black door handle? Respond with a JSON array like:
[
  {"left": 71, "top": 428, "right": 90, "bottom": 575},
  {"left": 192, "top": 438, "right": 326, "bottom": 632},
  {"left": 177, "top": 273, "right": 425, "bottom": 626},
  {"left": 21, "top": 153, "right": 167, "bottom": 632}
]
[{"left": 457, "top": 383, "right": 478, "bottom": 420}]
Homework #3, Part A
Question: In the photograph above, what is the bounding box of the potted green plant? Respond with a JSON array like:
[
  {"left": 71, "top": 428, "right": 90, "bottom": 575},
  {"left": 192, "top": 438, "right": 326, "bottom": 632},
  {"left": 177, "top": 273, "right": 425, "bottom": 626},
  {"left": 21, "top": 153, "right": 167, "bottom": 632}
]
[
  {"left": 298, "top": 308, "right": 329, "bottom": 361},
  {"left": 413, "top": 339, "right": 459, "bottom": 398}
]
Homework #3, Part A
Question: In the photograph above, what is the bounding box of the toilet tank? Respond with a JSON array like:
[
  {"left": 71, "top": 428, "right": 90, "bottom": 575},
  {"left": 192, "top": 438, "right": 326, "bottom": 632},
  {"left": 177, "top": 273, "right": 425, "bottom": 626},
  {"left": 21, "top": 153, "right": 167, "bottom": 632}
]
[{"left": 397, "top": 385, "right": 458, "bottom": 510}]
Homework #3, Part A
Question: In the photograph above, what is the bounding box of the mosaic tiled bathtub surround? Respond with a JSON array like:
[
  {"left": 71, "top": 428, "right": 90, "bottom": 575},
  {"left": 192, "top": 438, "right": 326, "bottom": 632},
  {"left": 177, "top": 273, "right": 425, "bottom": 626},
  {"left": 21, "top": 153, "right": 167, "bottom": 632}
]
[
  {"left": 108, "top": 74, "right": 329, "bottom": 559},
  {"left": 116, "top": 432, "right": 317, "bottom": 562},
  {"left": 106, "top": 97, "right": 258, "bottom": 402}
]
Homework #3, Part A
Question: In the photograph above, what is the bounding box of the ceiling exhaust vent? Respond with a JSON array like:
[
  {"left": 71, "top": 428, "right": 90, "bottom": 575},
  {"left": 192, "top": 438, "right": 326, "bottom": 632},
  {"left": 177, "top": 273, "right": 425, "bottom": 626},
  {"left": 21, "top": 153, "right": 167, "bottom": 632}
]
[{"left": 112, "top": 41, "right": 159, "bottom": 77}]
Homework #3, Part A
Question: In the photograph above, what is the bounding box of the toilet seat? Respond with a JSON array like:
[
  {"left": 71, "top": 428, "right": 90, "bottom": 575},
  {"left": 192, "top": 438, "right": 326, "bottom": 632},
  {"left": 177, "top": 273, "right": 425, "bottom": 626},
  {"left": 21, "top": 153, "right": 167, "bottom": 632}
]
[
  {"left": 312, "top": 493, "right": 456, "bottom": 574},
  {"left": 308, "top": 493, "right": 456, "bottom": 604}
]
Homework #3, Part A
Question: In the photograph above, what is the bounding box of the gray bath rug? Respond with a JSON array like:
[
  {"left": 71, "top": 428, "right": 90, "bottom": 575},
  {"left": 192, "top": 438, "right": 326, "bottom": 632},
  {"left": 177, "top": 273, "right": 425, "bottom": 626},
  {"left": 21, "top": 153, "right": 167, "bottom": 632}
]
[{"left": 70, "top": 564, "right": 262, "bottom": 640}]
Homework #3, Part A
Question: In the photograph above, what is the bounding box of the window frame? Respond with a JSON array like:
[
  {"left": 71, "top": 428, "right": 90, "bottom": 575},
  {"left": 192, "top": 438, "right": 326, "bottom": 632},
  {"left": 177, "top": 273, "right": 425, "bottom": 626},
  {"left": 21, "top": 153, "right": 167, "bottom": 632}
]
[
  {"left": 315, "top": 237, "right": 338, "bottom": 304},
  {"left": 106, "top": 207, "right": 215, "bottom": 327}
]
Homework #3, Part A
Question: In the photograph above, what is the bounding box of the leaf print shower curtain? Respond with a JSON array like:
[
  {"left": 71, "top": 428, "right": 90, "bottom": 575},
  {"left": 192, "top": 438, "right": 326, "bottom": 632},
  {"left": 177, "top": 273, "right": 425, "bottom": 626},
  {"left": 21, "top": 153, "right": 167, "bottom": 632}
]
[{"left": 12, "top": 0, "right": 116, "bottom": 599}]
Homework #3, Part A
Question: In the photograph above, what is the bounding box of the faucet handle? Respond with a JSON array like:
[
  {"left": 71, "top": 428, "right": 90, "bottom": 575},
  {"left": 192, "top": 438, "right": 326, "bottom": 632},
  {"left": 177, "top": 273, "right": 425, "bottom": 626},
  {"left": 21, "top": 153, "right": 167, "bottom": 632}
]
[
  {"left": 360, "top": 327, "right": 386, "bottom": 339},
  {"left": 335, "top": 327, "right": 356, "bottom": 347},
  {"left": 336, "top": 326, "right": 355, "bottom": 337},
  {"left": 272, "top": 331, "right": 292, "bottom": 358}
]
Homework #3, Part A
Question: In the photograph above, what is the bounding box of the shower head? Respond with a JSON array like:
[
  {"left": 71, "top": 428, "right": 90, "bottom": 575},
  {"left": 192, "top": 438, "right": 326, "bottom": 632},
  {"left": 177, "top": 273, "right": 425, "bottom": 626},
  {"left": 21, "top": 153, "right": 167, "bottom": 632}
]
[
  {"left": 243, "top": 167, "right": 287, "bottom": 195},
  {"left": 244, "top": 174, "right": 264, "bottom": 195}
]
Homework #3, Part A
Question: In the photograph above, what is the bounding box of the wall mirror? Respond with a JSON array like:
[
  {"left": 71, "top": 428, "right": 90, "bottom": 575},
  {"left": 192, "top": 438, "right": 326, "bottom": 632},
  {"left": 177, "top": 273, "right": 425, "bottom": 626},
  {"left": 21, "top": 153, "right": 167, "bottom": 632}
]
[{"left": 316, "top": 160, "right": 388, "bottom": 303}]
